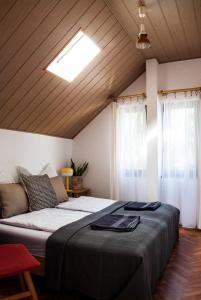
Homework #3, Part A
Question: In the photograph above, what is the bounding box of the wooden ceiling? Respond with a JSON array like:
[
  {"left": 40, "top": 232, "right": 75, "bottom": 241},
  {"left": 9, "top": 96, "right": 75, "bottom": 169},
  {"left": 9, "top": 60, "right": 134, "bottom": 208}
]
[{"left": 0, "top": 0, "right": 200, "bottom": 138}]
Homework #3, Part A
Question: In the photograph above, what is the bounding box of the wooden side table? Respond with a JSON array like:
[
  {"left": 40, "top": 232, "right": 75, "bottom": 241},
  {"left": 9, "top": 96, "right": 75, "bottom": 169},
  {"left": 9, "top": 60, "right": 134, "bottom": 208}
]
[{"left": 67, "top": 188, "right": 90, "bottom": 198}]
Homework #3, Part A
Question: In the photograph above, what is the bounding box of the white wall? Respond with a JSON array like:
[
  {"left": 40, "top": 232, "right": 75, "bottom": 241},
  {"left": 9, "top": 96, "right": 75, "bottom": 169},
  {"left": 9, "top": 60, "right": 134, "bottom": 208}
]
[
  {"left": 73, "top": 104, "right": 113, "bottom": 198},
  {"left": 159, "top": 58, "right": 201, "bottom": 90},
  {"left": 0, "top": 129, "right": 72, "bottom": 181},
  {"left": 72, "top": 57, "right": 201, "bottom": 199}
]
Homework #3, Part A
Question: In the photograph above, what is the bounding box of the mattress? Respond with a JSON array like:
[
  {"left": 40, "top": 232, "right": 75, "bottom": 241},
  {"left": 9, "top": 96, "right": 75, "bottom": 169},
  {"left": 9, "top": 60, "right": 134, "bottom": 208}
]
[
  {"left": 0, "top": 223, "right": 50, "bottom": 257},
  {"left": 0, "top": 196, "right": 116, "bottom": 257}
]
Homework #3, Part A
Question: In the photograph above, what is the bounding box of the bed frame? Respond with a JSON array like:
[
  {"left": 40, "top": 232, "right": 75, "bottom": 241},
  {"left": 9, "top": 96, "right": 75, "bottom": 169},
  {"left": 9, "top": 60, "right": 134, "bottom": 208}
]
[{"left": 32, "top": 256, "right": 45, "bottom": 276}]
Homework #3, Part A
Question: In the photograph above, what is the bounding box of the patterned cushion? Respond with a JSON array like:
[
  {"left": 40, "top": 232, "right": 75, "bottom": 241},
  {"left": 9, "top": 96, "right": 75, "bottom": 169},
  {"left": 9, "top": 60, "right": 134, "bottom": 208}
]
[{"left": 20, "top": 174, "right": 58, "bottom": 211}]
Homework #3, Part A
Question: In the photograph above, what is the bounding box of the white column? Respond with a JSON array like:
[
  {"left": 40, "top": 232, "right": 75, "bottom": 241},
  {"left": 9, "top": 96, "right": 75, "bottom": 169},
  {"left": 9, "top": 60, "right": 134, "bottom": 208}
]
[{"left": 146, "top": 59, "right": 160, "bottom": 202}]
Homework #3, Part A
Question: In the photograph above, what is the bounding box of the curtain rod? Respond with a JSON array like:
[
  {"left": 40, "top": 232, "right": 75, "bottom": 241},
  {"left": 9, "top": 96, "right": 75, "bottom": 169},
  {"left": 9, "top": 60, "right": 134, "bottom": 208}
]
[
  {"left": 116, "top": 92, "right": 146, "bottom": 100},
  {"left": 159, "top": 87, "right": 201, "bottom": 95}
]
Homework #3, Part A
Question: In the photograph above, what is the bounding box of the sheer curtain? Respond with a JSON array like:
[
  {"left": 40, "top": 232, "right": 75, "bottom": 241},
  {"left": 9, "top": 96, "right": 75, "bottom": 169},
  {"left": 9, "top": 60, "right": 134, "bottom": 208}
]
[
  {"left": 160, "top": 93, "right": 200, "bottom": 228},
  {"left": 115, "top": 98, "right": 147, "bottom": 201}
]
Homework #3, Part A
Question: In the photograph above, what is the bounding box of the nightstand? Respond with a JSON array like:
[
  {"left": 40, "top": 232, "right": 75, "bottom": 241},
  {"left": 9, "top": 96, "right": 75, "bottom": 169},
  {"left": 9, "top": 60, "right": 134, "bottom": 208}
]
[{"left": 67, "top": 188, "right": 90, "bottom": 198}]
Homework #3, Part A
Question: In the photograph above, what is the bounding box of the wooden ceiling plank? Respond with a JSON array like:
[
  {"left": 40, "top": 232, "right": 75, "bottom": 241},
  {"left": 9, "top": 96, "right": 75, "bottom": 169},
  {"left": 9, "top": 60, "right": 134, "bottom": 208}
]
[
  {"left": 0, "top": 0, "right": 93, "bottom": 107},
  {"left": 49, "top": 50, "right": 143, "bottom": 135},
  {"left": 0, "top": 0, "right": 61, "bottom": 80},
  {"left": 62, "top": 64, "right": 144, "bottom": 137},
  {"left": 2, "top": 76, "right": 62, "bottom": 129},
  {"left": 21, "top": 25, "right": 127, "bottom": 132},
  {"left": 193, "top": 0, "right": 201, "bottom": 55},
  {"left": 0, "top": 0, "right": 84, "bottom": 91},
  {"left": 11, "top": 5, "right": 116, "bottom": 130},
  {"left": 7, "top": 79, "right": 67, "bottom": 129},
  {"left": 1, "top": 1, "right": 108, "bottom": 128},
  {"left": 175, "top": 0, "right": 201, "bottom": 58},
  {"left": 144, "top": 0, "right": 180, "bottom": 62},
  {"left": 32, "top": 37, "right": 138, "bottom": 133},
  {"left": 174, "top": 0, "right": 194, "bottom": 58},
  {"left": 123, "top": 0, "right": 168, "bottom": 62},
  {"left": 158, "top": 0, "right": 190, "bottom": 60},
  {"left": 104, "top": 0, "right": 150, "bottom": 59},
  {"left": 0, "top": 0, "right": 39, "bottom": 50},
  {"left": 89, "top": 14, "right": 116, "bottom": 44},
  {"left": 0, "top": 0, "right": 17, "bottom": 24},
  {"left": 1, "top": 73, "right": 53, "bottom": 128}
]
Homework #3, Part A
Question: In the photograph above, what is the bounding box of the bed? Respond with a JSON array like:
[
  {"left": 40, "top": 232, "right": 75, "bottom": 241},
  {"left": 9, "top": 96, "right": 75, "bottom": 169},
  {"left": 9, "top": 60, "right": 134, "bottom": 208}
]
[{"left": 0, "top": 196, "right": 180, "bottom": 300}]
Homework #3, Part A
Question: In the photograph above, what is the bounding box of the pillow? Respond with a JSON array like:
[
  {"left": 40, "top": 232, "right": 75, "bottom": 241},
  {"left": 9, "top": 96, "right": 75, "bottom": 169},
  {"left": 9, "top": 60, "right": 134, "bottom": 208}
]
[
  {"left": 20, "top": 174, "right": 58, "bottom": 211},
  {"left": 50, "top": 176, "right": 68, "bottom": 203},
  {"left": 17, "top": 166, "right": 31, "bottom": 177},
  {"left": 17, "top": 163, "right": 57, "bottom": 179},
  {"left": 0, "top": 183, "right": 28, "bottom": 218},
  {"left": 40, "top": 163, "right": 58, "bottom": 178}
]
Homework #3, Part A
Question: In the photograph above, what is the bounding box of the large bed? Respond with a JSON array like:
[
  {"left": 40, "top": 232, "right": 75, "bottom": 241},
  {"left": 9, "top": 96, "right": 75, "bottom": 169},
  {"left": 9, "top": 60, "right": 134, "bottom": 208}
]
[{"left": 0, "top": 196, "right": 180, "bottom": 300}]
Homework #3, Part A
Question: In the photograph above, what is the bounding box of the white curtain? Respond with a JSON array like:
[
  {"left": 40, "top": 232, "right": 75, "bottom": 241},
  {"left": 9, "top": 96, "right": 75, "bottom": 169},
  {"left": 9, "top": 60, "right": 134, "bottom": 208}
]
[
  {"left": 115, "top": 99, "right": 147, "bottom": 201},
  {"left": 160, "top": 93, "right": 200, "bottom": 228}
]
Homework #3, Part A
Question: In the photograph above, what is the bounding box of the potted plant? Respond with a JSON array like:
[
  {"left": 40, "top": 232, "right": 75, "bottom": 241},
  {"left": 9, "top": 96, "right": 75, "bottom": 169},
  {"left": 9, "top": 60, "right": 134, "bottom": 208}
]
[{"left": 70, "top": 159, "right": 88, "bottom": 190}]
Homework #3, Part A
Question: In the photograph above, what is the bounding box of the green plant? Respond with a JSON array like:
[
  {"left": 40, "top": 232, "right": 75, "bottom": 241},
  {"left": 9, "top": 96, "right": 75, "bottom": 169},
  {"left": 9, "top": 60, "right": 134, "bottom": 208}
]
[{"left": 70, "top": 158, "right": 88, "bottom": 176}]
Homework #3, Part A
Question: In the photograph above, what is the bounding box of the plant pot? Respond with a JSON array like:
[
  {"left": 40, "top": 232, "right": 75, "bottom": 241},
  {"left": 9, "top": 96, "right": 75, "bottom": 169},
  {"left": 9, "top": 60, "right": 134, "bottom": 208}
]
[{"left": 72, "top": 176, "right": 83, "bottom": 190}]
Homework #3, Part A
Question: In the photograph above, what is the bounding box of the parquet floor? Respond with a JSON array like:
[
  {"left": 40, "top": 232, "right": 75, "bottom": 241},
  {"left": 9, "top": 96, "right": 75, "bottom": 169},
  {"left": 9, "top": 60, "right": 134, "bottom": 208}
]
[{"left": 0, "top": 228, "right": 201, "bottom": 300}]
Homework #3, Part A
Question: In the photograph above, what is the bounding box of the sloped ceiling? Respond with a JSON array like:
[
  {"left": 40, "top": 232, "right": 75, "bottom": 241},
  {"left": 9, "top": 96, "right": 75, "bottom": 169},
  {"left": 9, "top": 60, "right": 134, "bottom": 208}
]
[{"left": 0, "top": 0, "right": 200, "bottom": 138}]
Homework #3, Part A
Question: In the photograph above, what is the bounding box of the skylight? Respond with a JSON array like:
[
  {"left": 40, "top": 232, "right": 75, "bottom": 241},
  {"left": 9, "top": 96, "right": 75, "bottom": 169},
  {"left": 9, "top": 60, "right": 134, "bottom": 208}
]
[{"left": 47, "top": 30, "right": 101, "bottom": 82}]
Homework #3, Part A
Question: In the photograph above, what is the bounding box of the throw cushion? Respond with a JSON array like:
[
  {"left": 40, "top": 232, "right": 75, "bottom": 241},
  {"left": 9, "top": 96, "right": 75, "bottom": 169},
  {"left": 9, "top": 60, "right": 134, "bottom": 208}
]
[
  {"left": 50, "top": 176, "right": 68, "bottom": 203},
  {"left": 0, "top": 183, "right": 28, "bottom": 218},
  {"left": 20, "top": 174, "right": 58, "bottom": 211}
]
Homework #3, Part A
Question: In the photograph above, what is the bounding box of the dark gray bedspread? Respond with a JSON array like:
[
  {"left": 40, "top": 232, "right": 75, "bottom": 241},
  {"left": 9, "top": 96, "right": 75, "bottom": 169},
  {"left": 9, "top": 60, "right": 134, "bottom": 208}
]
[{"left": 46, "top": 201, "right": 179, "bottom": 300}]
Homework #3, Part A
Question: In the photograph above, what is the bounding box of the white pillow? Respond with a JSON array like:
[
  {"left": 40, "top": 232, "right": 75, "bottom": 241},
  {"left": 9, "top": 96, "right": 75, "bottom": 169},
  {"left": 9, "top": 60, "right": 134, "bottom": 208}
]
[
  {"left": 17, "top": 166, "right": 31, "bottom": 176},
  {"left": 40, "top": 163, "right": 58, "bottom": 178},
  {"left": 17, "top": 163, "right": 58, "bottom": 178},
  {"left": 0, "top": 170, "right": 16, "bottom": 184}
]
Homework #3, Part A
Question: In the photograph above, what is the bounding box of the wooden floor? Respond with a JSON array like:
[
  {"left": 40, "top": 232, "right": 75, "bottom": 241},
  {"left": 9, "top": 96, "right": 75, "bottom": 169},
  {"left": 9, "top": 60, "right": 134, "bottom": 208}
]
[{"left": 0, "top": 228, "right": 201, "bottom": 300}]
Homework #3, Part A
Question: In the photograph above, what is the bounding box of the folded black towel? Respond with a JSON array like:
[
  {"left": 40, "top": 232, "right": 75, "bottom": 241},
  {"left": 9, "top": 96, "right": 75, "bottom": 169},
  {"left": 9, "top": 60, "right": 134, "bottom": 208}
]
[
  {"left": 124, "top": 201, "right": 161, "bottom": 211},
  {"left": 91, "top": 214, "right": 140, "bottom": 232}
]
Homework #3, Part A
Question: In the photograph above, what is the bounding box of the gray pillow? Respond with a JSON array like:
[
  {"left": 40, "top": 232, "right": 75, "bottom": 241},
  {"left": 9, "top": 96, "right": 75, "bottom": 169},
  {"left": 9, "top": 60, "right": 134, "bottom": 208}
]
[{"left": 20, "top": 174, "right": 58, "bottom": 211}]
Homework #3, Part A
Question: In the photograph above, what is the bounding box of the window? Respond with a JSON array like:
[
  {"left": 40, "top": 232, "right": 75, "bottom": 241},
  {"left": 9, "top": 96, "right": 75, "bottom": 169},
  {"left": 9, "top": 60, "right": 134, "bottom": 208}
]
[
  {"left": 47, "top": 30, "right": 101, "bottom": 82},
  {"left": 160, "top": 97, "right": 200, "bottom": 228},
  {"left": 116, "top": 100, "right": 147, "bottom": 202},
  {"left": 161, "top": 101, "right": 198, "bottom": 178}
]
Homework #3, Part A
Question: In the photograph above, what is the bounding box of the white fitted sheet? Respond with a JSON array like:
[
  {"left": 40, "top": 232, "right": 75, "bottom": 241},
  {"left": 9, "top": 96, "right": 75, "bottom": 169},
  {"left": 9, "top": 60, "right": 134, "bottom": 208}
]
[
  {"left": 57, "top": 196, "right": 116, "bottom": 213},
  {"left": 0, "top": 208, "right": 91, "bottom": 233}
]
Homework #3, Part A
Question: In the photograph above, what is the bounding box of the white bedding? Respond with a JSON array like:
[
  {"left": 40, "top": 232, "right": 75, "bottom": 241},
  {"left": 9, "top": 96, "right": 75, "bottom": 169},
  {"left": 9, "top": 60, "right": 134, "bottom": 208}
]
[
  {"left": 0, "top": 208, "right": 91, "bottom": 233},
  {"left": 57, "top": 196, "right": 116, "bottom": 213},
  {"left": 0, "top": 196, "right": 116, "bottom": 257}
]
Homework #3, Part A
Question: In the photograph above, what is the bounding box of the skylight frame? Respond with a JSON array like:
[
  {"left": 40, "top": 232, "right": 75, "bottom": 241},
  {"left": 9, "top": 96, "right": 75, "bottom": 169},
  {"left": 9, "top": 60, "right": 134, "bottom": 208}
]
[{"left": 46, "top": 30, "right": 101, "bottom": 82}]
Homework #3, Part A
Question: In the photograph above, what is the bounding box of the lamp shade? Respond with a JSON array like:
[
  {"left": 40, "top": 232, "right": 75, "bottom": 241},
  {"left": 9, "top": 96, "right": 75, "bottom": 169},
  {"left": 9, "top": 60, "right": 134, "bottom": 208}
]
[
  {"left": 136, "top": 24, "right": 151, "bottom": 50},
  {"left": 61, "top": 168, "right": 73, "bottom": 177}
]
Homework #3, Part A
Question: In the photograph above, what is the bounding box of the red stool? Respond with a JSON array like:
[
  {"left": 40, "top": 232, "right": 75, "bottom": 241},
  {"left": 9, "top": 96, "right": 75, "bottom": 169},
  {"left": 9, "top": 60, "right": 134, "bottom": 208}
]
[{"left": 0, "top": 244, "right": 40, "bottom": 300}]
